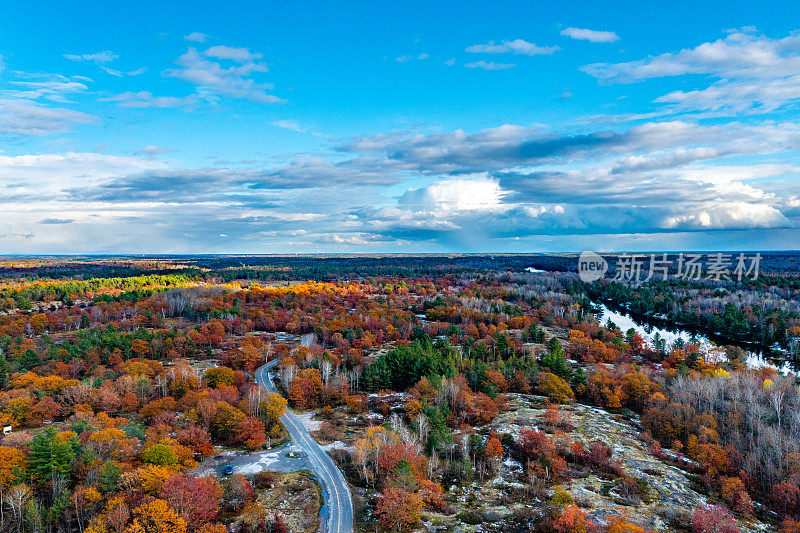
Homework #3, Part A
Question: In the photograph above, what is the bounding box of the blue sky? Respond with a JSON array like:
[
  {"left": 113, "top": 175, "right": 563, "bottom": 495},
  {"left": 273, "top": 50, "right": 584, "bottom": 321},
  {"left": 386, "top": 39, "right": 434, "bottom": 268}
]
[{"left": 2, "top": 0, "right": 800, "bottom": 253}]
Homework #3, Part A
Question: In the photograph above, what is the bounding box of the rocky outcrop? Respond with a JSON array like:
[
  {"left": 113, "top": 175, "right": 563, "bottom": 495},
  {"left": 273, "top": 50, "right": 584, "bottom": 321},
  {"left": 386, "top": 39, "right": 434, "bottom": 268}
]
[{"left": 488, "top": 394, "right": 770, "bottom": 532}]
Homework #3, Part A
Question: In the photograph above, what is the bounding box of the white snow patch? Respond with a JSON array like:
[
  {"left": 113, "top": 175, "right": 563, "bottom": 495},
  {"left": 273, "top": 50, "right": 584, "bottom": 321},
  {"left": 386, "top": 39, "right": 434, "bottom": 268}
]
[
  {"left": 237, "top": 452, "right": 281, "bottom": 474},
  {"left": 321, "top": 441, "right": 350, "bottom": 452},
  {"left": 295, "top": 412, "right": 323, "bottom": 431}
]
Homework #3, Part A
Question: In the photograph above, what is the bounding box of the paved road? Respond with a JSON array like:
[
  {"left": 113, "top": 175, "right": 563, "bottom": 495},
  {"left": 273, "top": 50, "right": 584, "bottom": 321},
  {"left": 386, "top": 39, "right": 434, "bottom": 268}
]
[{"left": 256, "top": 360, "right": 354, "bottom": 533}]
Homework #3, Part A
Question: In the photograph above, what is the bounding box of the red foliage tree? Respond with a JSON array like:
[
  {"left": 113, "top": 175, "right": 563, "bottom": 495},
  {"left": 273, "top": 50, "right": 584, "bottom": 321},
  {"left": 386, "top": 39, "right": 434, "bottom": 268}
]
[
  {"left": 692, "top": 504, "right": 741, "bottom": 533},
  {"left": 235, "top": 416, "right": 266, "bottom": 450},
  {"left": 484, "top": 435, "right": 503, "bottom": 462},
  {"left": 518, "top": 429, "right": 555, "bottom": 460},
  {"left": 176, "top": 424, "right": 213, "bottom": 456},
  {"left": 721, "top": 476, "right": 752, "bottom": 515},
  {"left": 161, "top": 474, "right": 223, "bottom": 529},
  {"left": 377, "top": 443, "right": 423, "bottom": 478},
  {"left": 374, "top": 487, "right": 423, "bottom": 531},
  {"left": 553, "top": 504, "right": 591, "bottom": 533},
  {"left": 772, "top": 481, "right": 800, "bottom": 518}
]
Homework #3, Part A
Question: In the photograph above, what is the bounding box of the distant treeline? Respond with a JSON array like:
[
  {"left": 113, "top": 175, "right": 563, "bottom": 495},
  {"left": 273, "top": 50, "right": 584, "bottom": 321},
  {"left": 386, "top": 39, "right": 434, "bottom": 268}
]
[
  {"left": 584, "top": 279, "right": 799, "bottom": 348},
  {"left": 0, "top": 274, "right": 198, "bottom": 310}
]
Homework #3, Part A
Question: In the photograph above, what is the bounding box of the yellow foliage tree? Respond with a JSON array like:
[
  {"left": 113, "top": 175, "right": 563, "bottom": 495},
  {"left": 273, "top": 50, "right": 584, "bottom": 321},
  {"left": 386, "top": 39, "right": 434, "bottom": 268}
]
[
  {"left": 537, "top": 372, "right": 575, "bottom": 404},
  {"left": 259, "top": 392, "right": 287, "bottom": 436},
  {"left": 126, "top": 499, "right": 186, "bottom": 533},
  {"left": 0, "top": 446, "right": 26, "bottom": 491}
]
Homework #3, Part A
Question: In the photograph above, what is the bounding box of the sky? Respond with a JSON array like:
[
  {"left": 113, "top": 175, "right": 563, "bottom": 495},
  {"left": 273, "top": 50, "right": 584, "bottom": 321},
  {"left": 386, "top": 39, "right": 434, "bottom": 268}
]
[{"left": 2, "top": 0, "right": 800, "bottom": 254}]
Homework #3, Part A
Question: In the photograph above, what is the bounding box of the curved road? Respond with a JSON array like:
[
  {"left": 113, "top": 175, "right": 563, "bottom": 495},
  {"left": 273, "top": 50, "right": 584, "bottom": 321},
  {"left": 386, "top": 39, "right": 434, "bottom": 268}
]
[{"left": 256, "top": 360, "right": 354, "bottom": 533}]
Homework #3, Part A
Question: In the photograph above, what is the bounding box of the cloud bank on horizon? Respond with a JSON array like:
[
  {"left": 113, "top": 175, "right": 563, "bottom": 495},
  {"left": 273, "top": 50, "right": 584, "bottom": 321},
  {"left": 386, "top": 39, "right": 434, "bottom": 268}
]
[{"left": 1, "top": 1, "right": 799, "bottom": 253}]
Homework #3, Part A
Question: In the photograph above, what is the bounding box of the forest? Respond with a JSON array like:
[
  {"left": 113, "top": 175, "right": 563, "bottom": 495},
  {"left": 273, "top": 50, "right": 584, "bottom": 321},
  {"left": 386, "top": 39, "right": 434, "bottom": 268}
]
[
  {"left": 0, "top": 255, "right": 798, "bottom": 532},
  {"left": 584, "top": 278, "right": 800, "bottom": 350}
]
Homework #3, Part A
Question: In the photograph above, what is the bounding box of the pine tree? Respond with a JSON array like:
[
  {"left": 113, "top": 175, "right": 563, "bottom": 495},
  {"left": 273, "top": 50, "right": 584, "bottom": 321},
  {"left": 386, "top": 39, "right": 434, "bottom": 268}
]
[
  {"left": 27, "top": 429, "right": 74, "bottom": 489},
  {"left": 0, "top": 356, "right": 9, "bottom": 388},
  {"left": 19, "top": 349, "right": 39, "bottom": 371}
]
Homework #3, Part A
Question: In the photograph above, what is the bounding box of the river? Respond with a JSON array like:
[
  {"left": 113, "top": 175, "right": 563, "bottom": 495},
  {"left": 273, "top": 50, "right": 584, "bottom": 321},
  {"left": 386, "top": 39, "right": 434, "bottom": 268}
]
[{"left": 591, "top": 301, "right": 795, "bottom": 374}]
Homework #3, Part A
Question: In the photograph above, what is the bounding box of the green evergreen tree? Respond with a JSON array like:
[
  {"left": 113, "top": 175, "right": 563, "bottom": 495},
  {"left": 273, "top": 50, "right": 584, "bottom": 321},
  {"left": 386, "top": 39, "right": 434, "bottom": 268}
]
[
  {"left": 19, "top": 349, "right": 39, "bottom": 370},
  {"left": 0, "top": 355, "right": 10, "bottom": 388},
  {"left": 99, "top": 459, "right": 122, "bottom": 493},
  {"left": 27, "top": 428, "right": 75, "bottom": 489},
  {"left": 541, "top": 338, "right": 569, "bottom": 378}
]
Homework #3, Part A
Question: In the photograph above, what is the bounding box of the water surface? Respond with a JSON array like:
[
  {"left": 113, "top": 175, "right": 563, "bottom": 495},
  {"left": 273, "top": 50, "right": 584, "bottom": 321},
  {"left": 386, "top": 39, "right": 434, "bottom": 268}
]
[{"left": 591, "top": 302, "right": 793, "bottom": 373}]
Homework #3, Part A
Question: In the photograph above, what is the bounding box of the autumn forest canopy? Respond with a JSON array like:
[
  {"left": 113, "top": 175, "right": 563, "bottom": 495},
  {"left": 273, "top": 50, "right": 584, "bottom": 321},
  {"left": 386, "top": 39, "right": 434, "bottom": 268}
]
[{"left": 0, "top": 254, "right": 798, "bottom": 533}]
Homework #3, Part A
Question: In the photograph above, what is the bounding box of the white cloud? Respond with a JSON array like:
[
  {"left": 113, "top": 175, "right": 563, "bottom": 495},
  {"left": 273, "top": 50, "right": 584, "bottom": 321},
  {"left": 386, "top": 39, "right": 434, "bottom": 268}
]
[
  {"left": 165, "top": 47, "right": 284, "bottom": 104},
  {"left": 184, "top": 32, "right": 208, "bottom": 43},
  {"left": 583, "top": 30, "right": 800, "bottom": 82},
  {"left": 342, "top": 121, "right": 800, "bottom": 179},
  {"left": 2, "top": 116, "right": 798, "bottom": 251},
  {"left": 100, "top": 91, "right": 199, "bottom": 108},
  {"left": 560, "top": 27, "right": 619, "bottom": 43},
  {"left": 664, "top": 202, "right": 789, "bottom": 230},
  {"left": 327, "top": 119, "right": 800, "bottom": 243},
  {"left": 0, "top": 98, "right": 95, "bottom": 135},
  {"left": 63, "top": 50, "right": 145, "bottom": 77},
  {"left": 271, "top": 120, "right": 306, "bottom": 132},
  {"left": 464, "top": 60, "right": 515, "bottom": 71},
  {"left": 320, "top": 234, "right": 384, "bottom": 245},
  {"left": 582, "top": 30, "right": 800, "bottom": 116},
  {"left": 203, "top": 45, "right": 262, "bottom": 62},
  {"left": 97, "top": 66, "right": 148, "bottom": 77},
  {"left": 654, "top": 74, "right": 800, "bottom": 113},
  {"left": 0, "top": 152, "right": 165, "bottom": 199},
  {"left": 63, "top": 51, "right": 118, "bottom": 64},
  {"left": 264, "top": 156, "right": 403, "bottom": 187},
  {"left": 394, "top": 52, "right": 429, "bottom": 64},
  {"left": 6, "top": 78, "right": 88, "bottom": 102},
  {"left": 399, "top": 178, "right": 506, "bottom": 212},
  {"left": 0, "top": 67, "right": 95, "bottom": 135},
  {"left": 465, "top": 39, "right": 560, "bottom": 56},
  {"left": 135, "top": 145, "right": 173, "bottom": 158}
]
